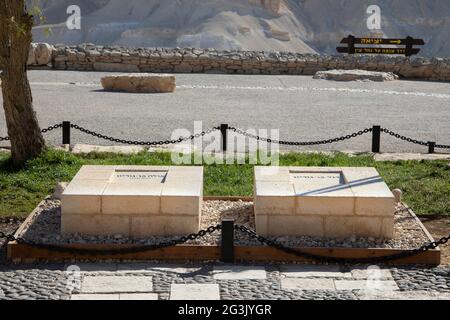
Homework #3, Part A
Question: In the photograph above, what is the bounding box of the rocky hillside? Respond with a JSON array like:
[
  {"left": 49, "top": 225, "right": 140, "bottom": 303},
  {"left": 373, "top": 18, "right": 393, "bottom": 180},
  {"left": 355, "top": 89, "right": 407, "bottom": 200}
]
[{"left": 31, "top": 0, "right": 450, "bottom": 57}]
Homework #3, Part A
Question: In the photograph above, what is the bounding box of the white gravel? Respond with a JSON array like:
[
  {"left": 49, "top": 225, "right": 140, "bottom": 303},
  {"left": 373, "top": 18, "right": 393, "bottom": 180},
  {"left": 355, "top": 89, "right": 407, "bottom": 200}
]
[{"left": 18, "top": 198, "right": 430, "bottom": 249}]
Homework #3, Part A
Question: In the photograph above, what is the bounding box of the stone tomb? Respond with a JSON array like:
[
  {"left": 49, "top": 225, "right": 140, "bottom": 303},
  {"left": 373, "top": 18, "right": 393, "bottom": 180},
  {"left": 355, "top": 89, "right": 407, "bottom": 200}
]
[
  {"left": 61, "top": 166, "right": 202, "bottom": 237},
  {"left": 254, "top": 167, "right": 395, "bottom": 239}
]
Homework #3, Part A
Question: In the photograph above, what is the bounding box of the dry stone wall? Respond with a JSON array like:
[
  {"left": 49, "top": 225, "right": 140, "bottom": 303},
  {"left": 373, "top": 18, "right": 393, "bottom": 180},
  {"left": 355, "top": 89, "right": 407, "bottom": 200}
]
[{"left": 46, "top": 44, "right": 450, "bottom": 81}]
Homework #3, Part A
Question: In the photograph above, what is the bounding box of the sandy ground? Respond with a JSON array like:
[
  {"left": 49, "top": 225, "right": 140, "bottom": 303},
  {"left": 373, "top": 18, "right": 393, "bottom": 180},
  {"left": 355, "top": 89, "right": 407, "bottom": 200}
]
[{"left": 1, "top": 71, "right": 449, "bottom": 154}]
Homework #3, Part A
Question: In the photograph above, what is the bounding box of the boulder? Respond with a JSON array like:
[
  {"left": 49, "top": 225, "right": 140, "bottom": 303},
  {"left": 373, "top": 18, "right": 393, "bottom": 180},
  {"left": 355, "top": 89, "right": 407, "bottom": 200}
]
[
  {"left": 313, "top": 69, "right": 399, "bottom": 82},
  {"left": 34, "top": 43, "right": 55, "bottom": 66},
  {"left": 27, "top": 43, "right": 37, "bottom": 65},
  {"left": 101, "top": 73, "right": 176, "bottom": 93}
]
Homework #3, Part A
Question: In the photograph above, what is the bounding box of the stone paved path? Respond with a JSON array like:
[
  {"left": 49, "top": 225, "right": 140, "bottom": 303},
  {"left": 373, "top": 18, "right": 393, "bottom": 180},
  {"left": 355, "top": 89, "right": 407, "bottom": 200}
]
[{"left": 0, "top": 263, "right": 449, "bottom": 300}]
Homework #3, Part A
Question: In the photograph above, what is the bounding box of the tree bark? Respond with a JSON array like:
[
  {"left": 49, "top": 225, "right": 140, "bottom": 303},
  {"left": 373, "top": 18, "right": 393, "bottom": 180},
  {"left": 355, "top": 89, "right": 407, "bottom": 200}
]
[{"left": 0, "top": 0, "right": 45, "bottom": 168}]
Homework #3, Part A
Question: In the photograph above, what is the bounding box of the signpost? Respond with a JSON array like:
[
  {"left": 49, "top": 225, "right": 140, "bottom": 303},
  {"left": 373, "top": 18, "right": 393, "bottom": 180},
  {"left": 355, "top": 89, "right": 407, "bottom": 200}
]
[{"left": 337, "top": 35, "right": 424, "bottom": 57}]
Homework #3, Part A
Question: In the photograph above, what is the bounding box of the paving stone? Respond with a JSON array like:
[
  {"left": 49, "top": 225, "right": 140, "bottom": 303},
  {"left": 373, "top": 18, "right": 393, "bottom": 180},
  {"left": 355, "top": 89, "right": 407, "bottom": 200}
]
[
  {"left": 71, "top": 294, "right": 120, "bottom": 300},
  {"left": 350, "top": 267, "right": 394, "bottom": 280},
  {"left": 280, "top": 265, "right": 352, "bottom": 278},
  {"left": 119, "top": 293, "right": 159, "bottom": 300},
  {"left": 68, "top": 263, "right": 118, "bottom": 273},
  {"left": 357, "top": 290, "right": 450, "bottom": 300},
  {"left": 170, "top": 284, "right": 220, "bottom": 300},
  {"left": 117, "top": 263, "right": 202, "bottom": 275},
  {"left": 81, "top": 276, "right": 153, "bottom": 293},
  {"left": 334, "top": 280, "right": 399, "bottom": 291},
  {"left": 213, "top": 265, "right": 267, "bottom": 280},
  {"left": 281, "top": 278, "right": 336, "bottom": 291}
]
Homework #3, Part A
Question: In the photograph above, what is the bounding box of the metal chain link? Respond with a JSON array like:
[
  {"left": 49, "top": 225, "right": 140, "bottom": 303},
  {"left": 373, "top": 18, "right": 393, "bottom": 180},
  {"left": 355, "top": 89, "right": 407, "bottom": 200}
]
[
  {"left": 381, "top": 128, "right": 429, "bottom": 146},
  {"left": 0, "top": 225, "right": 221, "bottom": 256},
  {"left": 228, "top": 126, "right": 372, "bottom": 146},
  {"left": 234, "top": 224, "right": 449, "bottom": 264},
  {"left": 435, "top": 143, "right": 450, "bottom": 149},
  {"left": 0, "top": 123, "right": 62, "bottom": 142},
  {"left": 71, "top": 124, "right": 220, "bottom": 146}
]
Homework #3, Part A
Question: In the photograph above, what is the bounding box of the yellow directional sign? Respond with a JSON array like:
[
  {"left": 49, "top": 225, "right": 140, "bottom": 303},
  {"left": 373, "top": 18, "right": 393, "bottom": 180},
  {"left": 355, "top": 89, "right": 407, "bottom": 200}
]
[
  {"left": 340, "top": 37, "right": 424, "bottom": 46},
  {"left": 337, "top": 46, "right": 421, "bottom": 55}
]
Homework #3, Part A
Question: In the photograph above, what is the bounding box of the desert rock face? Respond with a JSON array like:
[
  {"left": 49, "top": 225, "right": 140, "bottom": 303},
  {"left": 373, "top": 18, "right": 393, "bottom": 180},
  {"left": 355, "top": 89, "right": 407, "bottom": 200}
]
[{"left": 31, "top": 0, "right": 450, "bottom": 58}]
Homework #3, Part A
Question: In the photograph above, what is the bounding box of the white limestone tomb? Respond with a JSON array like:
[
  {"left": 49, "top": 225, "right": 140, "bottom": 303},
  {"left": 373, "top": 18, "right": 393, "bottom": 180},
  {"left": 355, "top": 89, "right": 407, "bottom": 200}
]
[
  {"left": 61, "top": 166, "right": 202, "bottom": 237},
  {"left": 254, "top": 167, "right": 395, "bottom": 239}
]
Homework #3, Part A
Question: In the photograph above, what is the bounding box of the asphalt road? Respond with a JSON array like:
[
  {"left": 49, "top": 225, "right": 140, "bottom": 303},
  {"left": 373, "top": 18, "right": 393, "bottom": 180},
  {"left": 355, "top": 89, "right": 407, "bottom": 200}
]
[{"left": 1, "top": 70, "right": 450, "bottom": 153}]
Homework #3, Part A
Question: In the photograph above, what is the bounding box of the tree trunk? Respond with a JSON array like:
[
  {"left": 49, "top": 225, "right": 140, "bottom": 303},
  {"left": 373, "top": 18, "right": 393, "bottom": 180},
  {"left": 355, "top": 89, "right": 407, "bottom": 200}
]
[{"left": 0, "top": 0, "right": 45, "bottom": 168}]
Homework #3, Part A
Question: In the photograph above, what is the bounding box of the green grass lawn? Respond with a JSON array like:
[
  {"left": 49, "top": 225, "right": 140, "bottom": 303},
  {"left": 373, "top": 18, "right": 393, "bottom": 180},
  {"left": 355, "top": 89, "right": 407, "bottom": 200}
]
[{"left": 0, "top": 149, "right": 449, "bottom": 218}]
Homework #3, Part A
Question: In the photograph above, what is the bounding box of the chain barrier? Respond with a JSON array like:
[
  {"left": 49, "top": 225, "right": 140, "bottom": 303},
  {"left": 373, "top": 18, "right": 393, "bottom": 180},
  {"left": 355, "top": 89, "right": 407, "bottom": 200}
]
[
  {"left": 70, "top": 123, "right": 220, "bottom": 146},
  {"left": 0, "top": 123, "right": 62, "bottom": 142},
  {"left": 228, "top": 126, "right": 372, "bottom": 146},
  {"left": 435, "top": 143, "right": 450, "bottom": 149},
  {"left": 1, "top": 123, "right": 449, "bottom": 150},
  {"left": 1, "top": 223, "right": 449, "bottom": 262},
  {"left": 381, "top": 128, "right": 430, "bottom": 147},
  {"left": 0, "top": 225, "right": 221, "bottom": 256},
  {"left": 234, "top": 224, "right": 449, "bottom": 264}
]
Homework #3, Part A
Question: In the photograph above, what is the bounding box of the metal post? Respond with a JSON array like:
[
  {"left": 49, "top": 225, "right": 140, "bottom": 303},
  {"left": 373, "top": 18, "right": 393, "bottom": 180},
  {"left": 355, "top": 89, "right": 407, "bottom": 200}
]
[
  {"left": 428, "top": 142, "right": 435, "bottom": 154},
  {"left": 221, "top": 219, "right": 234, "bottom": 263},
  {"left": 372, "top": 125, "right": 381, "bottom": 153},
  {"left": 62, "top": 121, "right": 71, "bottom": 145},
  {"left": 348, "top": 35, "right": 356, "bottom": 54},
  {"left": 405, "top": 36, "right": 413, "bottom": 57},
  {"left": 220, "top": 123, "right": 229, "bottom": 152}
]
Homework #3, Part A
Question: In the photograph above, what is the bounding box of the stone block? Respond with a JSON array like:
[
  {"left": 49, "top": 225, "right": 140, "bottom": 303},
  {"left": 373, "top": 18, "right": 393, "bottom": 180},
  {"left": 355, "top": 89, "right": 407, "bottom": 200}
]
[
  {"left": 131, "top": 215, "right": 199, "bottom": 237},
  {"left": 81, "top": 276, "right": 153, "bottom": 293},
  {"left": 381, "top": 217, "right": 395, "bottom": 238},
  {"left": 94, "top": 62, "right": 139, "bottom": 73},
  {"left": 255, "top": 214, "right": 269, "bottom": 236},
  {"left": 170, "top": 284, "right": 220, "bottom": 300},
  {"left": 353, "top": 217, "right": 382, "bottom": 237},
  {"left": 101, "top": 73, "right": 175, "bottom": 93},
  {"left": 324, "top": 217, "right": 354, "bottom": 238},
  {"left": 61, "top": 214, "right": 130, "bottom": 236},
  {"left": 268, "top": 215, "right": 324, "bottom": 236},
  {"left": 280, "top": 264, "right": 352, "bottom": 278}
]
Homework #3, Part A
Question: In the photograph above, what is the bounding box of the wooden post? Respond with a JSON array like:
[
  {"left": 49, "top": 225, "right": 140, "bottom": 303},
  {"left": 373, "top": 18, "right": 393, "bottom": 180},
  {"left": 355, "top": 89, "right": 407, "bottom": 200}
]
[
  {"left": 372, "top": 125, "right": 381, "bottom": 153},
  {"left": 221, "top": 219, "right": 234, "bottom": 263}
]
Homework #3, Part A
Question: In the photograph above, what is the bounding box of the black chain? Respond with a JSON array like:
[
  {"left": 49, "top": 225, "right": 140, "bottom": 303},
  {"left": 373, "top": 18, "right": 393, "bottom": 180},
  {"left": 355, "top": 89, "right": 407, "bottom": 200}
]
[
  {"left": 228, "top": 127, "right": 372, "bottom": 146},
  {"left": 0, "top": 124, "right": 62, "bottom": 141},
  {"left": 381, "top": 128, "right": 429, "bottom": 146},
  {"left": 235, "top": 225, "right": 449, "bottom": 264},
  {"left": 435, "top": 143, "right": 450, "bottom": 149},
  {"left": 0, "top": 225, "right": 221, "bottom": 256},
  {"left": 71, "top": 124, "right": 220, "bottom": 146},
  {"left": 2, "top": 123, "right": 449, "bottom": 150}
]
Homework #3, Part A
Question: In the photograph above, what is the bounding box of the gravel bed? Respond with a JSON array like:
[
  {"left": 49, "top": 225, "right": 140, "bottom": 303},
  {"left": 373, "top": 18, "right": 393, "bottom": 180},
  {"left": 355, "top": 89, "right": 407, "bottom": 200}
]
[{"left": 19, "top": 198, "right": 430, "bottom": 249}]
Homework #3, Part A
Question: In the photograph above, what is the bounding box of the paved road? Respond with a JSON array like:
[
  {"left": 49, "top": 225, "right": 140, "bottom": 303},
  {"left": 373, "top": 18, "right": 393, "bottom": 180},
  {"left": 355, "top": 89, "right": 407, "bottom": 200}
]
[
  {"left": 1, "top": 71, "right": 450, "bottom": 153},
  {"left": 0, "top": 262, "right": 449, "bottom": 300}
]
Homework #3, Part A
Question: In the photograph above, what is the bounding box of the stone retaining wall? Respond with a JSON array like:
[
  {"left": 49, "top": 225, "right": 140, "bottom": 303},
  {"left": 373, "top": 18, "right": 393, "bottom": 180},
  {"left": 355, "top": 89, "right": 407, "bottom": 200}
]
[{"left": 47, "top": 44, "right": 450, "bottom": 81}]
